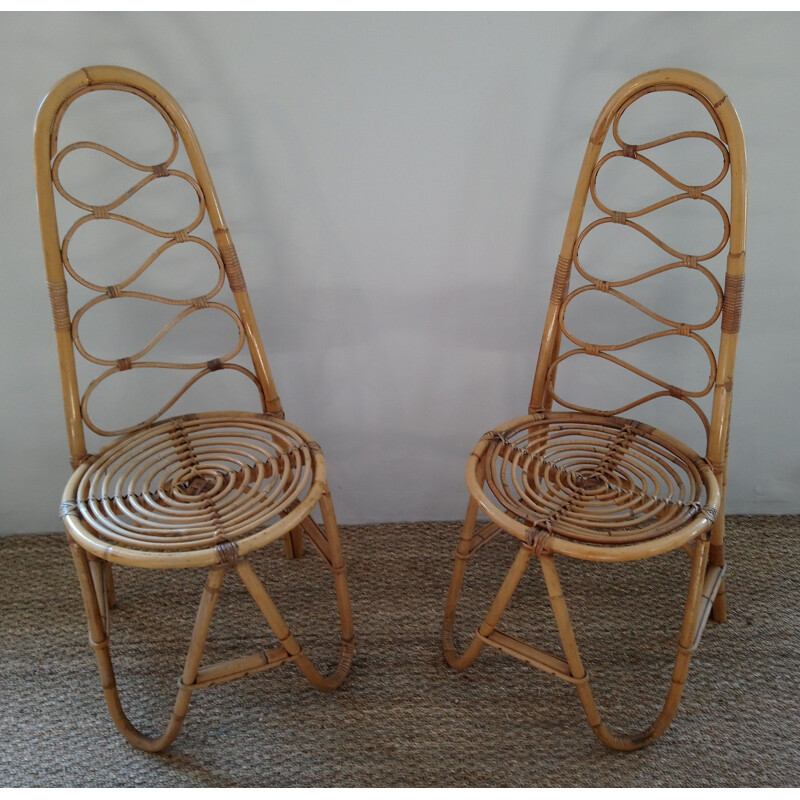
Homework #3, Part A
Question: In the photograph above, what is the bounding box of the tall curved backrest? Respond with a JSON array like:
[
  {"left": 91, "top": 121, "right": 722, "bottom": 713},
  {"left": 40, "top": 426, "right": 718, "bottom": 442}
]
[
  {"left": 530, "top": 69, "right": 746, "bottom": 497},
  {"left": 34, "top": 66, "right": 284, "bottom": 470}
]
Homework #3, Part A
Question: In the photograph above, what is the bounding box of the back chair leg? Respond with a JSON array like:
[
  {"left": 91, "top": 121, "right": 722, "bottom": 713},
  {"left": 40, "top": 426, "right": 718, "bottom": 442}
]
[
  {"left": 104, "top": 561, "right": 117, "bottom": 609},
  {"left": 712, "top": 578, "right": 728, "bottom": 622},
  {"left": 283, "top": 528, "right": 305, "bottom": 559}
]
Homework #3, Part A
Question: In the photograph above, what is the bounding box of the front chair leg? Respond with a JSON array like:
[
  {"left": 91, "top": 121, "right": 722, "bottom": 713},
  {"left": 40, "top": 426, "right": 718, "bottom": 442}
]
[
  {"left": 70, "top": 540, "right": 224, "bottom": 753},
  {"left": 538, "top": 535, "right": 711, "bottom": 751},
  {"left": 443, "top": 498, "right": 534, "bottom": 671}
]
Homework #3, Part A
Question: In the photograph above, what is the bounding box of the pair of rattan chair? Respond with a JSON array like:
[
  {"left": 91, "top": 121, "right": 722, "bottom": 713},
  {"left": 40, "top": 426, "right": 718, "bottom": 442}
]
[{"left": 35, "top": 66, "right": 746, "bottom": 752}]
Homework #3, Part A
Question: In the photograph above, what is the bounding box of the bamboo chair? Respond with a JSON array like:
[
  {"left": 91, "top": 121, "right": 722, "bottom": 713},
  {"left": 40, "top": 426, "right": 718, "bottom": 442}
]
[
  {"left": 34, "top": 66, "right": 354, "bottom": 752},
  {"left": 442, "top": 69, "right": 746, "bottom": 750}
]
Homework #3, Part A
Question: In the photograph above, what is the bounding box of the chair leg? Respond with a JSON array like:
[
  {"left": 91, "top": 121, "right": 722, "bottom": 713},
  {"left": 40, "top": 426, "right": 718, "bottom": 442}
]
[
  {"left": 236, "top": 485, "right": 354, "bottom": 691},
  {"left": 68, "top": 485, "right": 353, "bottom": 751},
  {"left": 283, "top": 527, "right": 305, "bottom": 559},
  {"left": 86, "top": 553, "right": 109, "bottom": 635},
  {"left": 710, "top": 517, "right": 727, "bottom": 623},
  {"left": 441, "top": 508, "right": 713, "bottom": 751},
  {"left": 104, "top": 561, "right": 117, "bottom": 609},
  {"left": 538, "top": 536, "right": 711, "bottom": 751},
  {"left": 69, "top": 539, "right": 223, "bottom": 753},
  {"left": 711, "top": 578, "right": 727, "bottom": 622},
  {"left": 443, "top": 497, "right": 534, "bottom": 670}
]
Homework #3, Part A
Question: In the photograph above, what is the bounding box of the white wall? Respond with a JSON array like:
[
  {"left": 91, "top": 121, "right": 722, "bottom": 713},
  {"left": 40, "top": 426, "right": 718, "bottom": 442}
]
[{"left": 1, "top": 12, "right": 797, "bottom": 533}]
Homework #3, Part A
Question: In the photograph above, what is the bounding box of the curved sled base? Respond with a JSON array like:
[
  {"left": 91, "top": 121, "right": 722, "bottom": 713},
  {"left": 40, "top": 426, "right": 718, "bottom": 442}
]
[
  {"left": 442, "top": 498, "right": 716, "bottom": 752},
  {"left": 69, "top": 488, "right": 354, "bottom": 753}
]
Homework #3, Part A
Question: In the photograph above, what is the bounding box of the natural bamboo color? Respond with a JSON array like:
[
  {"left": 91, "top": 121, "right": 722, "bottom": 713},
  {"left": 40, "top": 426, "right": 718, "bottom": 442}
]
[
  {"left": 442, "top": 69, "right": 747, "bottom": 750},
  {"left": 35, "top": 66, "right": 354, "bottom": 751}
]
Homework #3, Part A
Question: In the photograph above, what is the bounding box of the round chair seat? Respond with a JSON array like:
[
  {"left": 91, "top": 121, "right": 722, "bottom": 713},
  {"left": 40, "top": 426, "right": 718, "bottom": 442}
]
[
  {"left": 61, "top": 411, "right": 326, "bottom": 568},
  {"left": 469, "top": 412, "right": 719, "bottom": 560}
]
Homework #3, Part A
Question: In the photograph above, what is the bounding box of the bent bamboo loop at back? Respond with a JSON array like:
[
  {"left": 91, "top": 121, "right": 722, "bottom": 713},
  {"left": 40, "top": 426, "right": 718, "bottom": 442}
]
[
  {"left": 529, "top": 69, "right": 747, "bottom": 492},
  {"left": 35, "top": 66, "right": 284, "bottom": 469}
]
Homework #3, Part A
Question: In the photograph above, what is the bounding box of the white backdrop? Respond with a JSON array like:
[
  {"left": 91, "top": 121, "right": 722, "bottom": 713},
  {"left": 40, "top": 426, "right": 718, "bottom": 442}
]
[{"left": 1, "top": 11, "right": 797, "bottom": 533}]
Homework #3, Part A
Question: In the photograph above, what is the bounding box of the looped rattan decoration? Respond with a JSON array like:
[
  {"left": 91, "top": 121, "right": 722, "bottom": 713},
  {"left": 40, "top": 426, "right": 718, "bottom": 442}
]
[
  {"left": 35, "top": 66, "right": 354, "bottom": 752},
  {"left": 549, "top": 86, "right": 733, "bottom": 437},
  {"left": 50, "top": 83, "right": 264, "bottom": 437},
  {"left": 443, "top": 70, "right": 746, "bottom": 751}
]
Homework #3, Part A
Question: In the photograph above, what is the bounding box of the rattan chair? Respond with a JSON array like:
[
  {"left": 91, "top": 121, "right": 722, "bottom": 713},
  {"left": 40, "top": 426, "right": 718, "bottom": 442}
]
[
  {"left": 442, "top": 69, "right": 746, "bottom": 750},
  {"left": 34, "top": 66, "right": 354, "bottom": 751}
]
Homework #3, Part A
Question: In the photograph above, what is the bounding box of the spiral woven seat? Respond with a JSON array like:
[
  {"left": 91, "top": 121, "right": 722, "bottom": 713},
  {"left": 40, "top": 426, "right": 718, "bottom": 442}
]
[
  {"left": 471, "top": 413, "right": 717, "bottom": 557},
  {"left": 62, "top": 412, "right": 325, "bottom": 568}
]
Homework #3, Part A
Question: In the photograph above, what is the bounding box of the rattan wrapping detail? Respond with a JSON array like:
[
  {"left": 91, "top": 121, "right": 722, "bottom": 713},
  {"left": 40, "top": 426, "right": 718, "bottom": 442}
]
[
  {"left": 721, "top": 273, "right": 745, "bottom": 334},
  {"left": 220, "top": 241, "right": 246, "bottom": 292},
  {"left": 47, "top": 280, "right": 71, "bottom": 332},
  {"left": 550, "top": 256, "right": 573, "bottom": 305}
]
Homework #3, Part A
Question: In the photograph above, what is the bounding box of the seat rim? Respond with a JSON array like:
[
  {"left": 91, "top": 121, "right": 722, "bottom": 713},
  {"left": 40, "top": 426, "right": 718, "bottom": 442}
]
[
  {"left": 466, "top": 411, "right": 720, "bottom": 563},
  {"left": 61, "top": 410, "right": 327, "bottom": 569}
]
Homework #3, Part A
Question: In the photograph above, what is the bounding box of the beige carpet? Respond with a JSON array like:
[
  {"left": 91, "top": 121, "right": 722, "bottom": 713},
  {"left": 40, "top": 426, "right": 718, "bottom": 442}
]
[{"left": 1, "top": 516, "right": 798, "bottom": 787}]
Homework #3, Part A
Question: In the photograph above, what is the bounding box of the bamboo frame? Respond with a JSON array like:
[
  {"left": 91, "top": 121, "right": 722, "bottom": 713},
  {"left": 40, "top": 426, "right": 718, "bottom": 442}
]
[
  {"left": 35, "top": 66, "right": 354, "bottom": 750},
  {"left": 443, "top": 69, "right": 746, "bottom": 750}
]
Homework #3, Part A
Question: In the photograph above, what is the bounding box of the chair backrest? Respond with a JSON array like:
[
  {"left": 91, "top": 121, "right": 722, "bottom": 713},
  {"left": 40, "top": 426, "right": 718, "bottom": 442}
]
[
  {"left": 529, "top": 69, "right": 746, "bottom": 487},
  {"left": 35, "top": 66, "right": 284, "bottom": 469}
]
